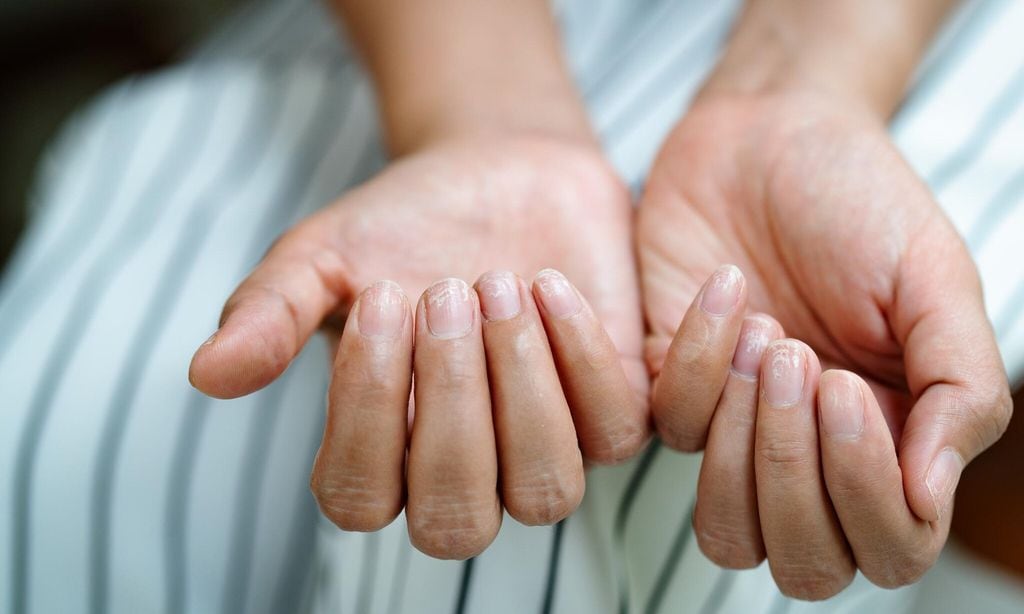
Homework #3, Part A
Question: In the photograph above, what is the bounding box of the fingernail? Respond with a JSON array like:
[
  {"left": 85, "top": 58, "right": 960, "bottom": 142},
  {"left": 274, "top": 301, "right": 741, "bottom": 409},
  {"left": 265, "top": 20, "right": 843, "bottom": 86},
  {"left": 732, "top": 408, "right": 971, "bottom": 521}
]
[
  {"left": 201, "top": 331, "right": 218, "bottom": 347},
  {"left": 927, "top": 448, "right": 964, "bottom": 520},
  {"left": 732, "top": 316, "right": 773, "bottom": 377},
  {"left": 700, "top": 265, "right": 743, "bottom": 316},
  {"left": 534, "top": 269, "right": 582, "bottom": 319},
  {"left": 820, "top": 372, "right": 864, "bottom": 438},
  {"left": 763, "top": 341, "right": 806, "bottom": 408},
  {"left": 477, "top": 271, "right": 522, "bottom": 321},
  {"left": 425, "top": 278, "right": 474, "bottom": 338},
  {"left": 358, "top": 280, "right": 406, "bottom": 338}
]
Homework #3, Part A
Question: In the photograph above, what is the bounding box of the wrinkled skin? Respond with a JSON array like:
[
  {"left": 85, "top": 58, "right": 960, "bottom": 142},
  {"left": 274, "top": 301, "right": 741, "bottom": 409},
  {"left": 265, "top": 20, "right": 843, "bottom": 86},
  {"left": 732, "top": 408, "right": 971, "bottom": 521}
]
[
  {"left": 191, "top": 135, "right": 646, "bottom": 399},
  {"left": 638, "top": 91, "right": 1011, "bottom": 598}
]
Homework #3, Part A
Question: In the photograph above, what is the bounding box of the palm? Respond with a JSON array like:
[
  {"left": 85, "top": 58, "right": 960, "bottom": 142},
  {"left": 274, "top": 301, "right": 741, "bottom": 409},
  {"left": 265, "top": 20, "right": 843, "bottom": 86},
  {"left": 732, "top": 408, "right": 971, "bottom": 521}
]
[
  {"left": 305, "top": 136, "right": 646, "bottom": 389},
  {"left": 638, "top": 95, "right": 974, "bottom": 433}
]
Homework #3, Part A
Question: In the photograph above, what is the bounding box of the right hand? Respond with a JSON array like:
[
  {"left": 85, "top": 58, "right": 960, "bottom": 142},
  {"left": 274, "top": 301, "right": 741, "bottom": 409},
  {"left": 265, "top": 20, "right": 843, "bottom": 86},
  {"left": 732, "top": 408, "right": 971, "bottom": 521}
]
[{"left": 188, "top": 134, "right": 650, "bottom": 559}]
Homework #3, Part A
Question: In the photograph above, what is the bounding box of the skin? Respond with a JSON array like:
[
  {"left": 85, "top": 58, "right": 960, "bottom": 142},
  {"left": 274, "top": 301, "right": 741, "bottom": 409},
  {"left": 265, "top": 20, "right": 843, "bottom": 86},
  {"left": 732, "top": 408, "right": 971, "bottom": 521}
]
[
  {"left": 188, "top": 0, "right": 1015, "bottom": 597},
  {"left": 190, "top": 0, "right": 648, "bottom": 560},
  {"left": 643, "top": 0, "right": 1012, "bottom": 600}
]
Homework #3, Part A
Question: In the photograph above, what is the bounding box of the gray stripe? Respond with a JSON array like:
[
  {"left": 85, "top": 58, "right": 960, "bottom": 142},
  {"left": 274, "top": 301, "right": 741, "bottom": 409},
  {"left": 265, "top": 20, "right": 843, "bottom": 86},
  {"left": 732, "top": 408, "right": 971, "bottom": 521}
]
[
  {"left": 453, "top": 558, "right": 476, "bottom": 614},
  {"left": 766, "top": 592, "right": 791, "bottom": 614},
  {"left": 87, "top": 71, "right": 254, "bottom": 614},
  {"left": 156, "top": 65, "right": 298, "bottom": 614},
  {"left": 9, "top": 69, "right": 208, "bottom": 614},
  {"left": 539, "top": 519, "right": 567, "bottom": 614},
  {"left": 600, "top": 11, "right": 729, "bottom": 145},
  {"left": 384, "top": 533, "right": 412, "bottom": 614},
  {"left": 194, "top": 0, "right": 308, "bottom": 61},
  {"left": 895, "top": 0, "right": 1013, "bottom": 123},
  {"left": 924, "top": 59, "right": 1024, "bottom": 191},
  {"left": 164, "top": 390, "right": 214, "bottom": 614},
  {"left": 221, "top": 371, "right": 295, "bottom": 614},
  {"left": 643, "top": 501, "right": 696, "bottom": 614},
  {"left": 698, "top": 570, "right": 737, "bottom": 614},
  {"left": 995, "top": 277, "right": 1024, "bottom": 339},
  {"left": 0, "top": 82, "right": 140, "bottom": 367},
  {"left": 271, "top": 401, "right": 329, "bottom": 614},
  {"left": 966, "top": 165, "right": 1024, "bottom": 250},
  {"left": 580, "top": 0, "right": 677, "bottom": 97},
  {"left": 354, "top": 531, "right": 382, "bottom": 614},
  {"left": 613, "top": 440, "right": 663, "bottom": 614},
  {"left": 162, "top": 62, "right": 361, "bottom": 613}
]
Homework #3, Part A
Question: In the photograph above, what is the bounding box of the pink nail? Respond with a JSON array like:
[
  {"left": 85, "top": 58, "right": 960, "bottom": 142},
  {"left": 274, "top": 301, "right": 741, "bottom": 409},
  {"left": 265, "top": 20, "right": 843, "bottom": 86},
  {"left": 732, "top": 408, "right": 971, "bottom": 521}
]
[
  {"left": 477, "top": 271, "right": 522, "bottom": 321},
  {"left": 534, "top": 269, "right": 582, "bottom": 319},
  {"left": 926, "top": 448, "right": 964, "bottom": 520},
  {"left": 820, "top": 371, "right": 864, "bottom": 438},
  {"left": 700, "top": 265, "right": 742, "bottom": 316},
  {"left": 358, "top": 280, "right": 406, "bottom": 338},
  {"left": 732, "top": 316, "right": 773, "bottom": 377},
  {"left": 762, "top": 340, "right": 806, "bottom": 407},
  {"left": 425, "top": 278, "right": 474, "bottom": 338}
]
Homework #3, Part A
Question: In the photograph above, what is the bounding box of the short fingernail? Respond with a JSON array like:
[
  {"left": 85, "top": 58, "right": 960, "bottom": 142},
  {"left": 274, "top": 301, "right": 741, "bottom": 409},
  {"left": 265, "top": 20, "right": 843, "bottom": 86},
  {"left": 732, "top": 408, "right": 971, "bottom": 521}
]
[
  {"left": 763, "top": 340, "right": 806, "bottom": 407},
  {"left": 200, "top": 331, "right": 218, "bottom": 347},
  {"left": 927, "top": 448, "right": 964, "bottom": 520},
  {"left": 732, "top": 316, "right": 774, "bottom": 377},
  {"left": 477, "top": 271, "right": 521, "bottom": 321},
  {"left": 534, "top": 269, "right": 582, "bottom": 319},
  {"left": 820, "top": 371, "right": 864, "bottom": 438},
  {"left": 358, "top": 280, "right": 406, "bottom": 338},
  {"left": 700, "top": 265, "right": 743, "bottom": 316},
  {"left": 425, "top": 278, "right": 474, "bottom": 338}
]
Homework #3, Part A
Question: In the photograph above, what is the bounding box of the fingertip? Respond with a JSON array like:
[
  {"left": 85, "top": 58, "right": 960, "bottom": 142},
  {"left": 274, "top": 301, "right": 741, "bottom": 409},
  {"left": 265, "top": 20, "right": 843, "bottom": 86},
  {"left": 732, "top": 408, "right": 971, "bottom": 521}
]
[
  {"left": 731, "top": 314, "right": 783, "bottom": 378},
  {"left": 818, "top": 370, "right": 867, "bottom": 441},
  {"left": 187, "top": 316, "right": 291, "bottom": 399},
  {"left": 698, "top": 264, "right": 746, "bottom": 317},
  {"left": 532, "top": 268, "right": 583, "bottom": 320}
]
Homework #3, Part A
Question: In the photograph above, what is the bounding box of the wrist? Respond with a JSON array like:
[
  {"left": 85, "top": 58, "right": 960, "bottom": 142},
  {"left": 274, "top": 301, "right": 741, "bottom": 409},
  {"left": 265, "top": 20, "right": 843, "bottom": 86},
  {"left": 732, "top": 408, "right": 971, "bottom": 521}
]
[
  {"left": 696, "top": 0, "right": 956, "bottom": 120},
  {"left": 332, "top": 0, "right": 595, "bottom": 157},
  {"left": 382, "top": 81, "right": 596, "bottom": 157}
]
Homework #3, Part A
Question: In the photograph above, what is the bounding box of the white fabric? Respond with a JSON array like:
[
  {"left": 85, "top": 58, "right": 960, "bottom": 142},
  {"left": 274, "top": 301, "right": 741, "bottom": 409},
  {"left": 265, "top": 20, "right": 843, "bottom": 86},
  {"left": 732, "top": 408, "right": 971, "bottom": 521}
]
[{"left": 1, "top": 1, "right": 1022, "bottom": 613}]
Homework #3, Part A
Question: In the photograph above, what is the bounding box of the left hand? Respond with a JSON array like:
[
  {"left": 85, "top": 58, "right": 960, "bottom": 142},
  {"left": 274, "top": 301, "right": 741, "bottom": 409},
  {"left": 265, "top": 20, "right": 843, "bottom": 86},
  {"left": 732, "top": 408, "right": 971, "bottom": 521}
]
[{"left": 637, "top": 91, "right": 1013, "bottom": 599}]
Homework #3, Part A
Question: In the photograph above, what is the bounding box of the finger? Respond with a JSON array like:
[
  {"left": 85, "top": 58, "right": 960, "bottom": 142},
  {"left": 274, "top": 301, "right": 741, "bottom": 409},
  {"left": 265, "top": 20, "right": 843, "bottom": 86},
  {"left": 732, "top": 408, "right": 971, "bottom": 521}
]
[
  {"left": 532, "top": 269, "right": 648, "bottom": 464},
  {"left": 893, "top": 241, "right": 1013, "bottom": 522},
  {"left": 310, "top": 281, "right": 412, "bottom": 531},
  {"left": 189, "top": 219, "right": 352, "bottom": 398},
  {"left": 652, "top": 265, "right": 747, "bottom": 452},
  {"left": 694, "top": 314, "right": 782, "bottom": 568},
  {"left": 755, "top": 340, "right": 855, "bottom": 600},
  {"left": 406, "top": 278, "right": 501, "bottom": 559},
  {"left": 818, "top": 370, "right": 945, "bottom": 588},
  {"left": 476, "top": 271, "right": 585, "bottom": 525}
]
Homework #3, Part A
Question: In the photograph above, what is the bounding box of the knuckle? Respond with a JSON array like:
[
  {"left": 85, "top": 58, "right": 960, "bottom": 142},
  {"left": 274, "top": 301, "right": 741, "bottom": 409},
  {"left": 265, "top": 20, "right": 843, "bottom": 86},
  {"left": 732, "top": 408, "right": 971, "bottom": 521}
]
[
  {"left": 586, "top": 421, "right": 651, "bottom": 463},
  {"left": 408, "top": 495, "right": 500, "bottom": 560},
  {"left": 861, "top": 538, "right": 940, "bottom": 589},
  {"left": 504, "top": 471, "right": 584, "bottom": 526},
  {"left": 309, "top": 470, "right": 400, "bottom": 532},
  {"left": 757, "top": 439, "right": 816, "bottom": 474},
  {"left": 653, "top": 411, "right": 706, "bottom": 453},
  {"left": 693, "top": 513, "right": 765, "bottom": 569},
  {"left": 771, "top": 560, "right": 855, "bottom": 601},
  {"left": 825, "top": 454, "right": 897, "bottom": 499}
]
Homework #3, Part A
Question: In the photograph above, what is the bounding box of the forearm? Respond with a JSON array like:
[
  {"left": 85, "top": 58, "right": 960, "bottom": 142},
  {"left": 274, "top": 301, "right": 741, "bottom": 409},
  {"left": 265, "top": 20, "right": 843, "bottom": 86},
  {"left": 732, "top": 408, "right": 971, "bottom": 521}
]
[
  {"left": 329, "top": 0, "right": 593, "bottom": 156},
  {"left": 698, "top": 0, "right": 959, "bottom": 118}
]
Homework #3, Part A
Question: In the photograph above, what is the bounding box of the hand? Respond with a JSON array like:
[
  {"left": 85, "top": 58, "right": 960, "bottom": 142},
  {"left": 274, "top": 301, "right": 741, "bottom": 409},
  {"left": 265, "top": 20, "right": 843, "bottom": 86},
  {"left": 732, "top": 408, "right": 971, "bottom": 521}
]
[
  {"left": 189, "top": 135, "right": 649, "bottom": 558},
  {"left": 637, "top": 93, "right": 1013, "bottom": 598}
]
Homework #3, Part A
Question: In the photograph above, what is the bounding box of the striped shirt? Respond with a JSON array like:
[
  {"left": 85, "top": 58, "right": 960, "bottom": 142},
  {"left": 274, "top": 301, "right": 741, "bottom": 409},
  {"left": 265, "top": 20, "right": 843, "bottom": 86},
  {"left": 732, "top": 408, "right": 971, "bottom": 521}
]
[{"left": 0, "top": 0, "right": 1022, "bottom": 613}]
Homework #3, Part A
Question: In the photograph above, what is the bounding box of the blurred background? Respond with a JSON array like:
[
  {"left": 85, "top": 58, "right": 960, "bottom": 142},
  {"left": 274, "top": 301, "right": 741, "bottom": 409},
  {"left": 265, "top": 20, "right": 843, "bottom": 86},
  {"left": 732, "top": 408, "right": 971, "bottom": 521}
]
[
  {"left": 0, "top": 1, "right": 1021, "bottom": 612},
  {"left": 0, "top": 0, "right": 241, "bottom": 271}
]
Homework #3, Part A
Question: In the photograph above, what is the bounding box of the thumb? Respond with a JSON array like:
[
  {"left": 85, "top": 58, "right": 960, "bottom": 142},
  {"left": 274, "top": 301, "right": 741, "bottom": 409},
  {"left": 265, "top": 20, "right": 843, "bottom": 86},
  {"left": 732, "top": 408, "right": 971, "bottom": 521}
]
[
  {"left": 189, "top": 217, "right": 354, "bottom": 399},
  {"left": 894, "top": 238, "right": 1012, "bottom": 522}
]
